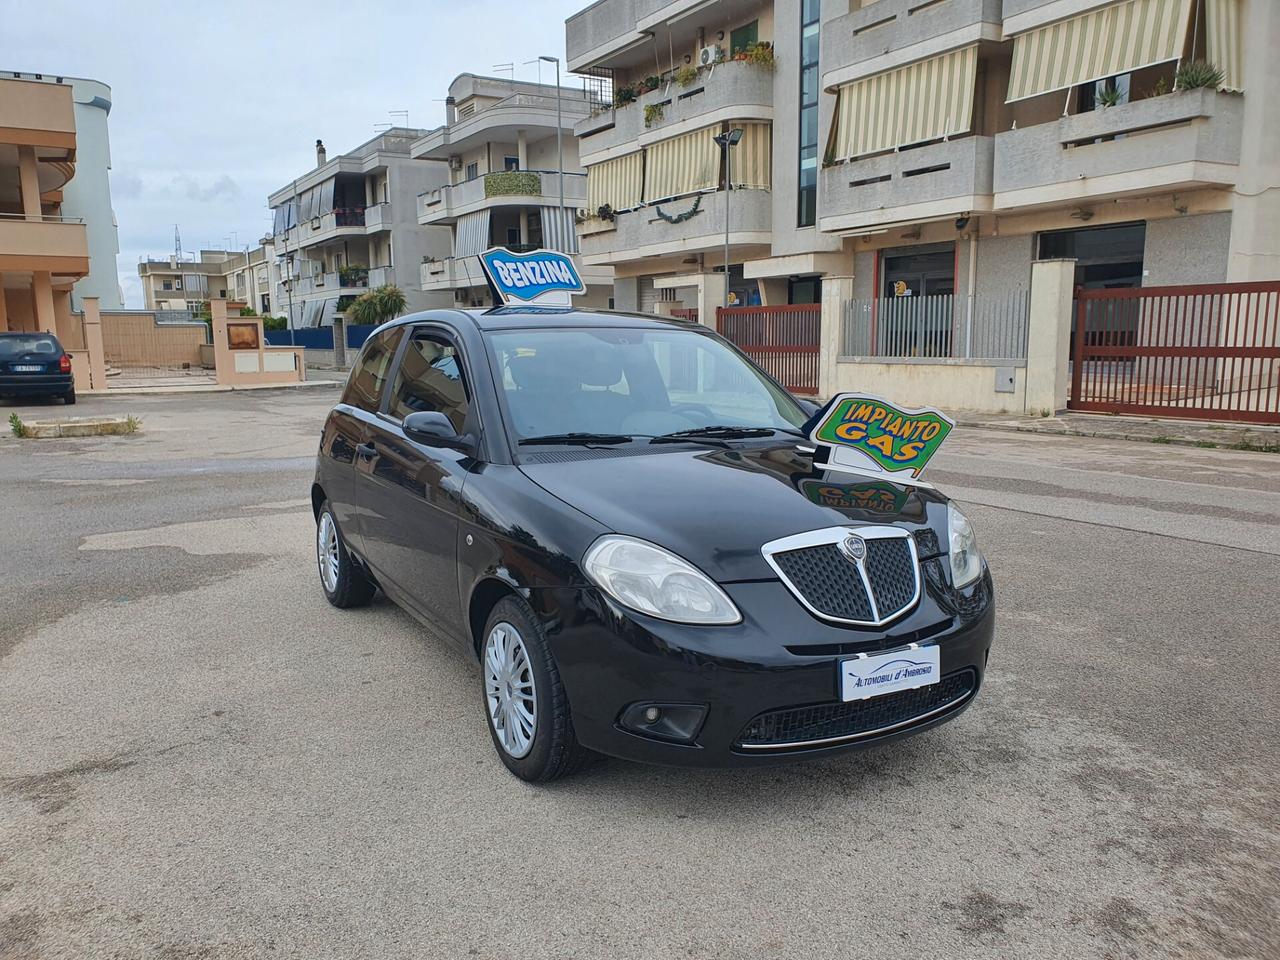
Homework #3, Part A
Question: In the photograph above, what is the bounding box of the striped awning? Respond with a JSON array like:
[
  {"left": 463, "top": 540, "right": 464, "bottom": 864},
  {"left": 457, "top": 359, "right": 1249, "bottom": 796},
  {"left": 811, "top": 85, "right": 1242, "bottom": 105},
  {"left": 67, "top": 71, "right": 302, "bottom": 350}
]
[
  {"left": 1007, "top": 0, "right": 1190, "bottom": 103},
  {"left": 643, "top": 126, "right": 721, "bottom": 203},
  {"left": 827, "top": 46, "right": 977, "bottom": 163},
  {"left": 731, "top": 122, "right": 772, "bottom": 190},
  {"left": 1206, "top": 0, "right": 1243, "bottom": 92},
  {"left": 586, "top": 152, "right": 644, "bottom": 214},
  {"left": 540, "top": 206, "right": 579, "bottom": 254},
  {"left": 454, "top": 209, "right": 491, "bottom": 258}
]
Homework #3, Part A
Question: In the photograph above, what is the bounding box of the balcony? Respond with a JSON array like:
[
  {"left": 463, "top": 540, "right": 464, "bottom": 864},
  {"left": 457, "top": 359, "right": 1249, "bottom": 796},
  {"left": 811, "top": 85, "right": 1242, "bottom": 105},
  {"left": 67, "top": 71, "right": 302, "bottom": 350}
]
[
  {"left": 580, "top": 187, "right": 772, "bottom": 266},
  {"left": 0, "top": 78, "right": 76, "bottom": 146},
  {"left": 279, "top": 208, "right": 368, "bottom": 251},
  {"left": 420, "top": 256, "right": 488, "bottom": 292},
  {"left": 417, "top": 170, "right": 588, "bottom": 224},
  {"left": 822, "top": 0, "right": 1003, "bottom": 87},
  {"left": 566, "top": 0, "right": 705, "bottom": 71},
  {"left": 367, "top": 265, "right": 394, "bottom": 288},
  {"left": 576, "top": 61, "right": 773, "bottom": 158},
  {"left": 0, "top": 214, "right": 89, "bottom": 275},
  {"left": 364, "top": 202, "right": 392, "bottom": 233},
  {"left": 993, "top": 89, "right": 1244, "bottom": 212},
  {"left": 818, "top": 136, "right": 994, "bottom": 234}
]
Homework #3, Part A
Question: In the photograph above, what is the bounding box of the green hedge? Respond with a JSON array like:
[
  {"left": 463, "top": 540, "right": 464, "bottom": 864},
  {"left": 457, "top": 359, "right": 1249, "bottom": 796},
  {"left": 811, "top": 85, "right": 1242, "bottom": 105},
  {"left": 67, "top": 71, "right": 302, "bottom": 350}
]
[{"left": 484, "top": 171, "right": 541, "bottom": 198}]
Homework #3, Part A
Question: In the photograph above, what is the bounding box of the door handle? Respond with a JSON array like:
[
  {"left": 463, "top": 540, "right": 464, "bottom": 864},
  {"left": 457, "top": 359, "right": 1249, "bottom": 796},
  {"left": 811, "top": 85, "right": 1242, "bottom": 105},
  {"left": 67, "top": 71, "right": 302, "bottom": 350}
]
[{"left": 356, "top": 442, "right": 376, "bottom": 460}]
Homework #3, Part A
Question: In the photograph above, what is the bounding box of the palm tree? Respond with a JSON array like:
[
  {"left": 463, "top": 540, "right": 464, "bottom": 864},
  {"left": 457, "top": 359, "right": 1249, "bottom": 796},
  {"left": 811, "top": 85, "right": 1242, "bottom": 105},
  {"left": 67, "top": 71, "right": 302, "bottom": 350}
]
[{"left": 344, "top": 284, "right": 407, "bottom": 327}]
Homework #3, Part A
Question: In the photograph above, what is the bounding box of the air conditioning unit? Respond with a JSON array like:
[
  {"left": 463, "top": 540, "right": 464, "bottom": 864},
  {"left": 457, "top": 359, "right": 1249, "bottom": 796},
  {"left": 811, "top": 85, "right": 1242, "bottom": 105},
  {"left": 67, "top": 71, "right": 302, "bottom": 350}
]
[
  {"left": 448, "top": 156, "right": 463, "bottom": 171},
  {"left": 698, "top": 45, "right": 721, "bottom": 67}
]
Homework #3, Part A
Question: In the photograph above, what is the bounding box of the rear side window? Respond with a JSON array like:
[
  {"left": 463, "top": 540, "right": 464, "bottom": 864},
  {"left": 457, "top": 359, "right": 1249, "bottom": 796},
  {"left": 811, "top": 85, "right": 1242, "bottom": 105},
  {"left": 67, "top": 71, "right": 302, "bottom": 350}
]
[
  {"left": 386, "top": 331, "right": 469, "bottom": 432},
  {"left": 0, "top": 335, "right": 60, "bottom": 358},
  {"left": 342, "top": 328, "right": 403, "bottom": 413}
]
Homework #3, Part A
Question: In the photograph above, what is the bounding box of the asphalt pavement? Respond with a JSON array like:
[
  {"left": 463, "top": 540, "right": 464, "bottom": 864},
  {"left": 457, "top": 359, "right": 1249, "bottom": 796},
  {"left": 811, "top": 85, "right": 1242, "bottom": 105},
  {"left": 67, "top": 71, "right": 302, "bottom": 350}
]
[{"left": 2, "top": 389, "right": 1277, "bottom": 960}]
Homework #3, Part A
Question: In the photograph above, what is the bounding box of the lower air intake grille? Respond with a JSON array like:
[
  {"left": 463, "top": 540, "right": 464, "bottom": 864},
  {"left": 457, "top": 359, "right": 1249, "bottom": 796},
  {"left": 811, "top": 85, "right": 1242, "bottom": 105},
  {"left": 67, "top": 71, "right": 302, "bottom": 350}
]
[{"left": 736, "top": 669, "right": 977, "bottom": 750}]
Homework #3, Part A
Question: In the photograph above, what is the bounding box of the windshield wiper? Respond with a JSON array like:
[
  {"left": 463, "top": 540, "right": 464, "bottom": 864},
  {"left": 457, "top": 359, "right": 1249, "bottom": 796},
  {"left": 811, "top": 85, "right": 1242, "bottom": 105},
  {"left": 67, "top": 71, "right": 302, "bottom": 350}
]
[
  {"left": 649, "top": 425, "right": 798, "bottom": 446},
  {"left": 519, "top": 432, "right": 635, "bottom": 446}
]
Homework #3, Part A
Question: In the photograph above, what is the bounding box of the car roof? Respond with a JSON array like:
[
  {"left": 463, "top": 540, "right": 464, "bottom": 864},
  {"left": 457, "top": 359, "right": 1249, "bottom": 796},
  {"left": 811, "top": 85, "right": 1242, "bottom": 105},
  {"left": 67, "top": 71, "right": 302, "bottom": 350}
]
[{"left": 375, "top": 307, "right": 706, "bottom": 336}]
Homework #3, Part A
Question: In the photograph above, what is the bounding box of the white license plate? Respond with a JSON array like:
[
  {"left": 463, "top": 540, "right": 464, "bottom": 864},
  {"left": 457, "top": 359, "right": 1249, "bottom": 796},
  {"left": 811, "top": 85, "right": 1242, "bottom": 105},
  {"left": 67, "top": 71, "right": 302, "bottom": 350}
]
[
  {"left": 840, "top": 646, "right": 941, "bottom": 701},
  {"left": 12, "top": 364, "right": 42, "bottom": 372}
]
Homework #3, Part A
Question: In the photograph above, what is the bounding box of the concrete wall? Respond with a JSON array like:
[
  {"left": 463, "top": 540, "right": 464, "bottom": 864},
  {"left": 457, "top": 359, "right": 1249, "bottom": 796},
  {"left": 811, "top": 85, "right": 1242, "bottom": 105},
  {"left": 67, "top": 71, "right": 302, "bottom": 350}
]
[
  {"left": 99, "top": 312, "right": 207, "bottom": 367},
  {"left": 830, "top": 358, "right": 1028, "bottom": 415},
  {"left": 385, "top": 157, "right": 453, "bottom": 311},
  {"left": 1143, "top": 212, "right": 1233, "bottom": 287}
]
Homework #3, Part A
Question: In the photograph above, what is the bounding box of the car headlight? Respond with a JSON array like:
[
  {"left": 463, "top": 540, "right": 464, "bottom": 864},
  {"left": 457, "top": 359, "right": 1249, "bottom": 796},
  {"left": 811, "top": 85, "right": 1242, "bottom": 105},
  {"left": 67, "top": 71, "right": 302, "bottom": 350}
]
[
  {"left": 947, "top": 503, "right": 984, "bottom": 589},
  {"left": 582, "top": 535, "right": 741, "bottom": 625}
]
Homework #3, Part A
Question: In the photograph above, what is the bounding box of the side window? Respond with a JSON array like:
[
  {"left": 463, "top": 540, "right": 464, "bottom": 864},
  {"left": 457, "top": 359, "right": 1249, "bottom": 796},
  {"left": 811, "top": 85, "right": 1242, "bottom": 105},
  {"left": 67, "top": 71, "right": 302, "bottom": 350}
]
[
  {"left": 342, "top": 328, "right": 403, "bottom": 413},
  {"left": 387, "top": 331, "right": 470, "bottom": 432}
]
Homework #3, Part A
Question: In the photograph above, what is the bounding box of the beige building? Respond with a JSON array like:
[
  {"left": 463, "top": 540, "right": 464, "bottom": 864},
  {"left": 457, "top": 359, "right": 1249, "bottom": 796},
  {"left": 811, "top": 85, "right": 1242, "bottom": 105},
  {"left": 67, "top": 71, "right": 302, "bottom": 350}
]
[
  {"left": 137, "top": 244, "right": 280, "bottom": 317},
  {"left": 567, "top": 0, "right": 1278, "bottom": 395},
  {"left": 0, "top": 76, "right": 92, "bottom": 335},
  {"left": 268, "top": 131, "right": 453, "bottom": 329},
  {"left": 411, "top": 73, "right": 614, "bottom": 308}
]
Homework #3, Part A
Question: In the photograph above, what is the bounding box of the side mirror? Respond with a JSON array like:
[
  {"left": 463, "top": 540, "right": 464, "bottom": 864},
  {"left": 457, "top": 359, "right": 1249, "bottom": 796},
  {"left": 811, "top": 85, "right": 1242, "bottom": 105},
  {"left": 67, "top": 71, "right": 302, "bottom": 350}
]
[
  {"left": 402, "top": 411, "right": 474, "bottom": 453},
  {"left": 795, "top": 397, "right": 822, "bottom": 417}
]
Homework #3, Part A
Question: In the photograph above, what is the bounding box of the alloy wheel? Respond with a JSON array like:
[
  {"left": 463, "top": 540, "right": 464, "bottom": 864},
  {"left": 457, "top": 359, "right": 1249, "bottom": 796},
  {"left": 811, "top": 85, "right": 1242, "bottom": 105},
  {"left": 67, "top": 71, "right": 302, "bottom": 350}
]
[
  {"left": 484, "top": 621, "right": 538, "bottom": 758},
  {"left": 317, "top": 512, "right": 340, "bottom": 593}
]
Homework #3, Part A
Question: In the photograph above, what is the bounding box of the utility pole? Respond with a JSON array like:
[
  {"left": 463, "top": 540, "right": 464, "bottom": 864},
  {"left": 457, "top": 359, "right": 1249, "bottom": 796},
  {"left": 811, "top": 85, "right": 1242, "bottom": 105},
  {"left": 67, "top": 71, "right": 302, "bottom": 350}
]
[
  {"left": 540, "top": 56, "right": 565, "bottom": 249},
  {"left": 713, "top": 129, "right": 743, "bottom": 309}
]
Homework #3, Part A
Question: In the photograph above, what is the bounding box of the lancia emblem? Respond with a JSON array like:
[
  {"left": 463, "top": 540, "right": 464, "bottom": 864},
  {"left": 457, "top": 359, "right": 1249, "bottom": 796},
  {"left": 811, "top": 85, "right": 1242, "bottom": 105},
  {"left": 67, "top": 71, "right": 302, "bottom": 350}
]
[{"left": 839, "top": 534, "right": 866, "bottom": 562}]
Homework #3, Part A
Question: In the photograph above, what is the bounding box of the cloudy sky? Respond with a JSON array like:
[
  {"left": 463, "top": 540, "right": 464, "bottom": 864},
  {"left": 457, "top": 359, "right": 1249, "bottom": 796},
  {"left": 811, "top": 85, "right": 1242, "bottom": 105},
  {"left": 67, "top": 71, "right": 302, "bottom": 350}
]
[{"left": 5, "top": 0, "right": 585, "bottom": 306}]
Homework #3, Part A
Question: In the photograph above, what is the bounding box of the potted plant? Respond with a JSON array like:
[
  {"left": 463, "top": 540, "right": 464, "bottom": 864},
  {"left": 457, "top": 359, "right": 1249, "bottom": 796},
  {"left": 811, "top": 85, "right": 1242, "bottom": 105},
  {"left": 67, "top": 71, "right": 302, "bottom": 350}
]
[
  {"left": 1174, "top": 60, "right": 1224, "bottom": 91},
  {"left": 596, "top": 204, "right": 615, "bottom": 222},
  {"left": 644, "top": 103, "right": 664, "bottom": 127},
  {"left": 641, "top": 75, "right": 661, "bottom": 92},
  {"left": 1096, "top": 86, "right": 1123, "bottom": 108},
  {"left": 742, "top": 41, "right": 775, "bottom": 71},
  {"left": 674, "top": 65, "right": 698, "bottom": 88},
  {"left": 614, "top": 85, "right": 637, "bottom": 107}
]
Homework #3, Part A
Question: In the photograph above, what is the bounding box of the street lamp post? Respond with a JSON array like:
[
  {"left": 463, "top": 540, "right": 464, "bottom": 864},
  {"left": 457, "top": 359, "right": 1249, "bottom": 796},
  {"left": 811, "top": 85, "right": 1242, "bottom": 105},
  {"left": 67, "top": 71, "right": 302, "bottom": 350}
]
[
  {"left": 713, "top": 128, "right": 743, "bottom": 310},
  {"left": 539, "top": 55, "right": 565, "bottom": 248}
]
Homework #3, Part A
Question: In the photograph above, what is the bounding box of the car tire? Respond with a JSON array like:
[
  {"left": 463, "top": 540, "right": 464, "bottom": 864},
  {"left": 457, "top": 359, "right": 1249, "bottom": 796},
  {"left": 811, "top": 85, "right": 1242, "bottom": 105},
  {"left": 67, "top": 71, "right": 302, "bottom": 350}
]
[
  {"left": 64, "top": 389, "right": 76, "bottom": 405},
  {"left": 315, "top": 501, "right": 375, "bottom": 608},
  {"left": 480, "top": 596, "right": 593, "bottom": 782}
]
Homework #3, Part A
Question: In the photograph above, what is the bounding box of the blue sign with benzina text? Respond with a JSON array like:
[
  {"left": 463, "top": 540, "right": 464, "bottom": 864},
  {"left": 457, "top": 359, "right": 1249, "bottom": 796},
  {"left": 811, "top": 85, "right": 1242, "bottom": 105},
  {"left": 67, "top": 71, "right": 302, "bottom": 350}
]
[{"left": 478, "top": 248, "right": 584, "bottom": 307}]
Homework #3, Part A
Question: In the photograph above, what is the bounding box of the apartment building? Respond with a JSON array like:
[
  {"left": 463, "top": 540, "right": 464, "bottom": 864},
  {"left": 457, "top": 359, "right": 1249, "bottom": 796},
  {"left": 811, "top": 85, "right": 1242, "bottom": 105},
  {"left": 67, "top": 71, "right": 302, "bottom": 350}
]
[
  {"left": 411, "top": 74, "right": 613, "bottom": 308},
  {"left": 268, "top": 132, "right": 452, "bottom": 328},
  {"left": 0, "top": 76, "right": 93, "bottom": 335},
  {"left": 137, "top": 244, "right": 280, "bottom": 316},
  {"left": 566, "top": 0, "right": 1277, "bottom": 325}
]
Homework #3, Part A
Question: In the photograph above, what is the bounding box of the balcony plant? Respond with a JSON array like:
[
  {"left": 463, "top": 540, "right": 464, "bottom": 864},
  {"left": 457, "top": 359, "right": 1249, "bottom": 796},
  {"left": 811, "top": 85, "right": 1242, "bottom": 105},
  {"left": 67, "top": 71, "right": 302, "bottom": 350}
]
[
  {"left": 338, "top": 264, "right": 369, "bottom": 287},
  {"left": 740, "top": 41, "right": 775, "bottom": 71},
  {"left": 596, "top": 203, "right": 615, "bottom": 222},
  {"left": 674, "top": 65, "right": 698, "bottom": 88},
  {"left": 1174, "top": 60, "right": 1224, "bottom": 91},
  {"left": 614, "top": 85, "right": 637, "bottom": 107},
  {"left": 1096, "top": 86, "right": 1123, "bottom": 108},
  {"left": 484, "top": 170, "right": 541, "bottom": 197},
  {"left": 644, "top": 103, "right": 665, "bottom": 127},
  {"left": 641, "top": 75, "right": 661, "bottom": 92}
]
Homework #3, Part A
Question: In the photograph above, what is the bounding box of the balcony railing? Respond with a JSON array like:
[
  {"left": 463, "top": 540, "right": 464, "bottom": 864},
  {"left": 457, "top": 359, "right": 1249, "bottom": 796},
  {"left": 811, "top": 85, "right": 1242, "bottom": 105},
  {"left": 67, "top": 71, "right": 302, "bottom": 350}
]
[
  {"left": 576, "top": 60, "right": 773, "bottom": 156},
  {"left": 822, "top": 0, "right": 1003, "bottom": 83},
  {"left": 993, "top": 89, "right": 1243, "bottom": 208},
  {"left": 819, "top": 136, "right": 994, "bottom": 233},
  {"left": 417, "top": 170, "right": 588, "bottom": 222},
  {"left": 579, "top": 187, "right": 771, "bottom": 265},
  {"left": 363, "top": 202, "right": 392, "bottom": 232}
]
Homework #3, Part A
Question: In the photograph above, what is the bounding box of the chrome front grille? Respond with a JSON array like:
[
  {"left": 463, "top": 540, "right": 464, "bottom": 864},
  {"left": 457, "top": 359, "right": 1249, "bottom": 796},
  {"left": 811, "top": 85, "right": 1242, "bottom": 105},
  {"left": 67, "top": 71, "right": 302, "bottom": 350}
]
[{"left": 762, "top": 526, "right": 921, "bottom": 627}]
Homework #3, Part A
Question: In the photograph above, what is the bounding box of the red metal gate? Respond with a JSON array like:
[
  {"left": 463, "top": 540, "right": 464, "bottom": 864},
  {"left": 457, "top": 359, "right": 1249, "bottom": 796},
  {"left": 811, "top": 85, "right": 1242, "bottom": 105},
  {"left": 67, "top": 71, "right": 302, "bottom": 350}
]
[
  {"left": 1069, "top": 282, "right": 1280, "bottom": 424},
  {"left": 716, "top": 305, "right": 821, "bottom": 395}
]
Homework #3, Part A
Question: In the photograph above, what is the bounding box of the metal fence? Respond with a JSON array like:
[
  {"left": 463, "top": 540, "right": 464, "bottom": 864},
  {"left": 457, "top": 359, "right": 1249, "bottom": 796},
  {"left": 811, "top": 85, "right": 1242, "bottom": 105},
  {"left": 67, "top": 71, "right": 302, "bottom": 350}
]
[
  {"left": 717, "top": 305, "right": 821, "bottom": 395},
  {"left": 841, "top": 292, "right": 1029, "bottom": 362}
]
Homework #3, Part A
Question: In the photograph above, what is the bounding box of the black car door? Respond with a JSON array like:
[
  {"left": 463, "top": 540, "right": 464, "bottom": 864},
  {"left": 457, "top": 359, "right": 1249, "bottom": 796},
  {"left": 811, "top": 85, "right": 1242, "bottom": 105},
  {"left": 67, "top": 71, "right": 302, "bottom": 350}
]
[
  {"left": 354, "top": 325, "right": 474, "bottom": 640},
  {"left": 328, "top": 326, "right": 404, "bottom": 553}
]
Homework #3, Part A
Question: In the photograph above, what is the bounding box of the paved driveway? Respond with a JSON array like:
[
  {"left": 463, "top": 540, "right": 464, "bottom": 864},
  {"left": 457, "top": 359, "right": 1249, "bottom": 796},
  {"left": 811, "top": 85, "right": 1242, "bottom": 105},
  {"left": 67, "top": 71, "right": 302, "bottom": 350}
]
[{"left": 2, "top": 391, "right": 1277, "bottom": 959}]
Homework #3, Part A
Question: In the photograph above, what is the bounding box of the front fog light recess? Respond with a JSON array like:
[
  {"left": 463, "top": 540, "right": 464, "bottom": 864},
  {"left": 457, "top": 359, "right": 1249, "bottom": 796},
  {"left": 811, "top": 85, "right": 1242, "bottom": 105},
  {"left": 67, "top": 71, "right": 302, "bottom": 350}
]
[
  {"left": 583, "top": 535, "right": 741, "bottom": 624},
  {"left": 619, "top": 702, "right": 708, "bottom": 743},
  {"left": 947, "top": 503, "right": 984, "bottom": 589}
]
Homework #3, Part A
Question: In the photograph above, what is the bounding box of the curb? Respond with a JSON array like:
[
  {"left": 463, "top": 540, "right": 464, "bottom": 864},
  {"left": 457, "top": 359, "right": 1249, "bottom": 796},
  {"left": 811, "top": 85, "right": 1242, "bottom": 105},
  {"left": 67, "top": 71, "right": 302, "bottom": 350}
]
[
  {"left": 17, "top": 416, "right": 136, "bottom": 439},
  {"left": 86, "top": 379, "right": 344, "bottom": 397},
  {"left": 954, "top": 418, "right": 1280, "bottom": 453}
]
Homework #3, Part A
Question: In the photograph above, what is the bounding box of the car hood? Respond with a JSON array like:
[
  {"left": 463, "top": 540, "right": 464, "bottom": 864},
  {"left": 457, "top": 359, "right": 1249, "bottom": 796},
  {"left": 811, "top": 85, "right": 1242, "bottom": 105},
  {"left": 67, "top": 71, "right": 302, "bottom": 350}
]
[{"left": 519, "top": 442, "right": 950, "bottom": 582}]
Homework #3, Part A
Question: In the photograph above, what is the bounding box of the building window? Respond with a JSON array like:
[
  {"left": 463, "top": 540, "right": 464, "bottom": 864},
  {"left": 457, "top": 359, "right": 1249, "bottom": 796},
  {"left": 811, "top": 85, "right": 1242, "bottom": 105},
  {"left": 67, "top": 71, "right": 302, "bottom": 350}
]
[
  {"left": 504, "top": 156, "right": 520, "bottom": 171},
  {"left": 162, "top": 280, "right": 173, "bottom": 291},
  {"left": 797, "top": 0, "right": 820, "bottom": 227},
  {"left": 789, "top": 276, "right": 821, "bottom": 305},
  {"left": 881, "top": 244, "right": 956, "bottom": 298},
  {"left": 730, "top": 20, "right": 758, "bottom": 57},
  {"left": 465, "top": 161, "right": 479, "bottom": 181}
]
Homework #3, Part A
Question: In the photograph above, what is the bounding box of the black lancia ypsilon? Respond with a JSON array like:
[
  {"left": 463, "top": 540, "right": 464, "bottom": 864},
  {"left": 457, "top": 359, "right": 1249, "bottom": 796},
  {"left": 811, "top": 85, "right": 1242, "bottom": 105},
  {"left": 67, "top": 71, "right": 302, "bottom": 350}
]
[{"left": 312, "top": 309, "right": 993, "bottom": 781}]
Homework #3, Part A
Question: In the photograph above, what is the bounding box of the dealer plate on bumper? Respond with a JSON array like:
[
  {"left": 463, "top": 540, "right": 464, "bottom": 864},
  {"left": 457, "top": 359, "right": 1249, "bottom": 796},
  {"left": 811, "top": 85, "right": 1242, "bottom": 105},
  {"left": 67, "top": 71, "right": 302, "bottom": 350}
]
[{"left": 840, "top": 646, "right": 941, "bottom": 701}]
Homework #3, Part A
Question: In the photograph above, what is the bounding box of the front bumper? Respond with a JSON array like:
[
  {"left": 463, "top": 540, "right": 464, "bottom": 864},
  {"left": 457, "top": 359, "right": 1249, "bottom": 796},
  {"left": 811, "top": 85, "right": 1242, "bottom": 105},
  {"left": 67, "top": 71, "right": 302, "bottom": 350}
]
[
  {"left": 0, "top": 373, "right": 73, "bottom": 397},
  {"left": 542, "top": 566, "right": 994, "bottom": 767}
]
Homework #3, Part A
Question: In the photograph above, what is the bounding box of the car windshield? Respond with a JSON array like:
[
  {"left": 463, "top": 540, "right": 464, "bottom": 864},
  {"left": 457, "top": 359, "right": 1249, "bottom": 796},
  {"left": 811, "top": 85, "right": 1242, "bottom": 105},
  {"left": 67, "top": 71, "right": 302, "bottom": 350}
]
[
  {"left": 0, "top": 335, "right": 59, "bottom": 358},
  {"left": 486, "top": 326, "right": 808, "bottom": 444}
]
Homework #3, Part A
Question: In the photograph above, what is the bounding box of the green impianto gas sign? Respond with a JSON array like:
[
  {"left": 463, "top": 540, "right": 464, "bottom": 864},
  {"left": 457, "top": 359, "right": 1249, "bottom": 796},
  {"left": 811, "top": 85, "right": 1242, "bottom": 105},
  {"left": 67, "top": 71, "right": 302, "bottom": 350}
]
[{"left": 810, "top": 393, "right": 955, "bottom": 480}]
